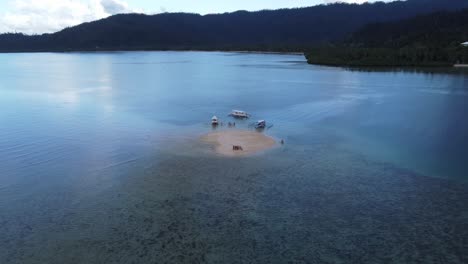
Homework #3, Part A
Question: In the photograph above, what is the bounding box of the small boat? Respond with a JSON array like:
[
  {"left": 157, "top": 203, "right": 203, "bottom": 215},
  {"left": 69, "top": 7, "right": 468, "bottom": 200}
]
[
  {"left": 212, "top": 116, "right": 219, "bottom": 125},
  {"left": 229, "top": 110, "right": 250, "bottom": 118},
  {"left": 255, "top": 120, "right": 266, "bottom": 129}
]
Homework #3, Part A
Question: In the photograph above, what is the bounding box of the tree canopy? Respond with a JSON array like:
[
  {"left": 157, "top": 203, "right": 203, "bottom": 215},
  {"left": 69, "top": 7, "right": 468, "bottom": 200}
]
[
  {"left": 1, "top": 0, "right": 467, "bottom": 52},
  {"left": 305, "top": 8, "right": 468, "bottom": 67}
]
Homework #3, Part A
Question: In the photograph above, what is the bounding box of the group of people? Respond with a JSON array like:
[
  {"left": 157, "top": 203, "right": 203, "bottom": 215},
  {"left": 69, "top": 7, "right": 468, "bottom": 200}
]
[
  {"left": 232, "top": 145, "right": 243, "bottom": 151},
  {"left": 227, "top": 122, "right": 236, "bottom": 127}
]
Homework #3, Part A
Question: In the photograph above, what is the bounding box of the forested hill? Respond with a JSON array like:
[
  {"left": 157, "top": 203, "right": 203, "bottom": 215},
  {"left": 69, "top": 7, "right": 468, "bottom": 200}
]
[
  {"left": 1, "top": 0, "right": 468, "bottom": 52},
  {"left": 351, "top": 10, "right": 468, "bottom": 48},
  {"left": 305, "top": 8, "right": 468, "bottom": 67}
]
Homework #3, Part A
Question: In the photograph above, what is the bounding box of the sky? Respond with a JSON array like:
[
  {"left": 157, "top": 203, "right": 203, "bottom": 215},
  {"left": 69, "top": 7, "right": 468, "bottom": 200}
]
[{"left": 0, "top": 0, "right": 383, "bottom": 34}]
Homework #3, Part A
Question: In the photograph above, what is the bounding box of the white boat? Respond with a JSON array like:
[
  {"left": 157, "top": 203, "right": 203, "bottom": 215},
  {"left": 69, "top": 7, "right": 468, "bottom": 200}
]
[
  {"left": 229, "top": 110, "right": 250, "bottom": 118},
  {"left": 212, "top": 116, "right": 219, "bottom": 125},
  {"left": 255, "top": 120, "right": 266, "bottom": 129}
]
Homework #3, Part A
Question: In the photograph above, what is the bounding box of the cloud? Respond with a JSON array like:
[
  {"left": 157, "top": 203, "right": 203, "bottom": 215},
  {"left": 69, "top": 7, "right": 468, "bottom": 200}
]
[
  {"left": 0, "top": 0, "right": 135, "bottom": 34},
  {"left": 100, "top": 0, "right": 130, "bottom": 15}
]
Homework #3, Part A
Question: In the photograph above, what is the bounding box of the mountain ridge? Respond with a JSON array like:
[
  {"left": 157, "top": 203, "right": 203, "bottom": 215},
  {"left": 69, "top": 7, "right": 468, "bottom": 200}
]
[{"left": 1, "top": 0, "right": 468, "bottom": 52}]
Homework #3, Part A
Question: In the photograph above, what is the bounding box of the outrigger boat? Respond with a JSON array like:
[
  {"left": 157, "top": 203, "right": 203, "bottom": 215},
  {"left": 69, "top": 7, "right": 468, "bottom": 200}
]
[
  {"left": 211, "top": 116, "right": 219, "bottom": 125},
  {"left": 255, "top": 120, "right": 266, "bottom": 129},
  {"left": 229, "top": 110, "right": 250, "bottom": 118}
]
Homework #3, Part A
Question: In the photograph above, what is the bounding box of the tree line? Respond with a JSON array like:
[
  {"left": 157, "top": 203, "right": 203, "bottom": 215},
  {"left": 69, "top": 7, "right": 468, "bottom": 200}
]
[
  {"left": 305, "top": 8, "right": 468, "bottom": 67},
  {"left": 0, "top": 0, "right": 467, "bottom": 52}
]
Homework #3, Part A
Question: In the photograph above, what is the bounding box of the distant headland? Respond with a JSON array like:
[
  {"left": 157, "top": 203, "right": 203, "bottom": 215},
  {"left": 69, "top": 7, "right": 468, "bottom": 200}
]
[{"left": 305, "top": 8, "right": 468, "bottom": 67}]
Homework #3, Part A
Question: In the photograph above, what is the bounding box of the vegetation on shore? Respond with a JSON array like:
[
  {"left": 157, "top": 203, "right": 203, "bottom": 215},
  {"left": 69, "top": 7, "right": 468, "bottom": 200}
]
[
  {"left": 305, "top": 9, "right": 468, "bottom": 67},
  {"left": 306, "top": 46, "right": 468, "bottom": 67}
]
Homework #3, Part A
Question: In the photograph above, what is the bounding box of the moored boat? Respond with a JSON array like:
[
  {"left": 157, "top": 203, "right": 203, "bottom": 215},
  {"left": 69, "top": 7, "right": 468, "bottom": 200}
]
[
  {"left": 255, "top": 120, "right": 266, "bottom": 129},
  {"left": 229, "top": 110, "right": 250, "bottom": 118},
  {"left": 212, "top": 116, "right": 219, "bottom": 125}
]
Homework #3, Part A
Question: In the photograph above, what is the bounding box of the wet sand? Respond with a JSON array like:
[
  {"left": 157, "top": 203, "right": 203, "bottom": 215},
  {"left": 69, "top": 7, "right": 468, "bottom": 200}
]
[{"left": 201, "top": 130, "right": 276, "bottom": 157}]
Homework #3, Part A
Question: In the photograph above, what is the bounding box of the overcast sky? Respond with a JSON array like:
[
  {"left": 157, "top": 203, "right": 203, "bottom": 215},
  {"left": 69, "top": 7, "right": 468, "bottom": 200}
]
[{"left": 0, "top": 0, "right": 388, "bottom": 34}]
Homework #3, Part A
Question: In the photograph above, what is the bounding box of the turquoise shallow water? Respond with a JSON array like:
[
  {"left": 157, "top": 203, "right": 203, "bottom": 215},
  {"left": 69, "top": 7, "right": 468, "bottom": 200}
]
[{"left": 0, "top": 52, "right": 467, "bottom": 263}]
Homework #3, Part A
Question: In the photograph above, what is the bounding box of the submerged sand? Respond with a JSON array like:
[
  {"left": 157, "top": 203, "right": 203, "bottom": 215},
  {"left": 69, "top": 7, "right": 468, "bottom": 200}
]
[{"left": 201, "top": 130, "right": 276, "bottom": 157}]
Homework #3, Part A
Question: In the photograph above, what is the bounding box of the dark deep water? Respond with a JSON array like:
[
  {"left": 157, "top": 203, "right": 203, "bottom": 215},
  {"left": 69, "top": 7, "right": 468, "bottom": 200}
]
[{"left": 0, "top": 52, "right": 467, "bottom": 263}]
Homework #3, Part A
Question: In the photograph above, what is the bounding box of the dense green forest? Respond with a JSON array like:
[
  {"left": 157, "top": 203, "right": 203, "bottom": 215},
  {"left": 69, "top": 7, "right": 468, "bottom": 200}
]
[
  {"left": 305, "top": 8, "right": 468, "bottom": 67},
  {"left": 0, "top": 0, "right": 468, "bottom": 52}
]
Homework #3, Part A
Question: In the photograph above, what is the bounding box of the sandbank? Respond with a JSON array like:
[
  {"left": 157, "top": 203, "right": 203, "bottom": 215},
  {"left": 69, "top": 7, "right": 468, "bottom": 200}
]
[{"left": 201, "top": 130, "right": 276, "bottom": 157}]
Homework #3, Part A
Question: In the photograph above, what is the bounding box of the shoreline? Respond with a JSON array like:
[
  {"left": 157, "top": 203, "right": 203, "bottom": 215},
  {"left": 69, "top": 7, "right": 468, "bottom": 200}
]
[
  {"left": 307, "top": 61, "right": 468, "bottom": 70},
  {"left": 306, "top": 61, "right": 458, "bottom": 68},
  {"left": 0, "top": 49, "right": 305, "bottom": 55}
]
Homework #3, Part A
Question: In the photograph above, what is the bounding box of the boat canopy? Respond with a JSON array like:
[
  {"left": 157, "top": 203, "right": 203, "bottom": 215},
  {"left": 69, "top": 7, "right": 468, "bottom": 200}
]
[
  {"left": 255, "top": 120, "right": 266, "bottom": 128},
  {"left": 230, "top": 110, "right": 250, "bottom": 118}
]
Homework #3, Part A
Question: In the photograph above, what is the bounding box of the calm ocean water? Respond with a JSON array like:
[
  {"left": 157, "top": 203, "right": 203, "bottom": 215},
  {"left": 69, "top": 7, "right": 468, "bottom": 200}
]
[{"left": 1, "top": 52, "right": 467, "bottom": 263}]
